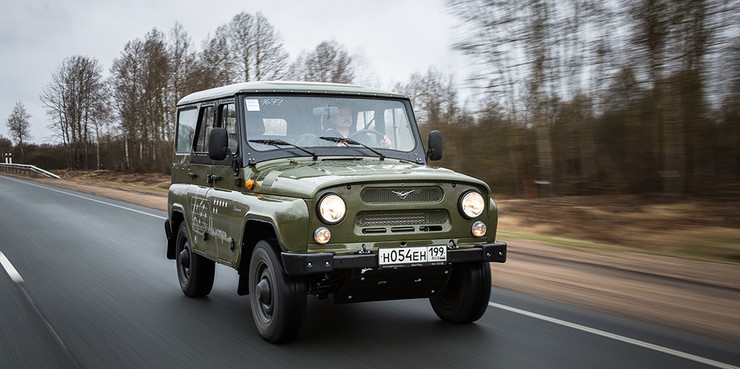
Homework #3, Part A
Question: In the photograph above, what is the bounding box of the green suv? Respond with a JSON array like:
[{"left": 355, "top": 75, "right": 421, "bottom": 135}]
[{"left": 164, "top": 81, "right": 506, "bottom": 343}]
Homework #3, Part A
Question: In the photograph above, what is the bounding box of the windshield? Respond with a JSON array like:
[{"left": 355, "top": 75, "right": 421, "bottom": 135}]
[{"left": 243, "top": 96, "right": 417, "bottom": 153}]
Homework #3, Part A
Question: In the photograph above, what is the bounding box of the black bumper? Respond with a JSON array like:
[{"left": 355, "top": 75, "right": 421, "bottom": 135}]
[{"left": 281, "top": 241, "right": 507, "bottom": 276}]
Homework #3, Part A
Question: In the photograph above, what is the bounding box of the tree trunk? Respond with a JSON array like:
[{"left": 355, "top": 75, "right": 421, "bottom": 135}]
[{"left": 124, "top": 138, "right": 130, "bottom": 170}]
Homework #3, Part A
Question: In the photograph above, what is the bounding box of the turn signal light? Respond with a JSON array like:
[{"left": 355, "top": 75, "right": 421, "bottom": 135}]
[
  {"left": 245, "top": 179, "right": 259, "bottom": 190},
  {"left": 471, "top": 221, "right": 487, "bottom": 237},
  {"left": 314, "top": 227, "right": 331, "bottom": 244}
]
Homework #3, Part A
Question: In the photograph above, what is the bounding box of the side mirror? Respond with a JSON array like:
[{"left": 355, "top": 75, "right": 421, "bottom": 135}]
[
  {"left": 427, "top": 130, "right": 443, "bottom": 161},
  {"left": 208, "top": 127, "right": 229, "bottom": 161}
]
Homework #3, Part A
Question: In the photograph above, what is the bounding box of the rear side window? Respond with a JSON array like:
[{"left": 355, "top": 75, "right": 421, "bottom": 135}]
[
  {"left": 194, "top": 106, "right": 215, "bottom": 153},
  {"left": 176, "top": 108, "right": 198, "bottom": 153}
]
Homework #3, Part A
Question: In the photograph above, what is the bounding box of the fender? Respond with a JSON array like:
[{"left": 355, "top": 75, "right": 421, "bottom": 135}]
[{"left": 232, "top": 193, "right": 310, "bottom": 269}]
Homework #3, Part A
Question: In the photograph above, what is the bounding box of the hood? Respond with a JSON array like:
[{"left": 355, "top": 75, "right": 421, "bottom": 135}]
[{"left": 249, "top": 158, "right": 489, "bottom": 198}]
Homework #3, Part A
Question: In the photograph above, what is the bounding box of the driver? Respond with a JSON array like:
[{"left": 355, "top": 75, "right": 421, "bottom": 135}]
[{"left": 327, "top": 107, "right": 391, "bottom": 148}]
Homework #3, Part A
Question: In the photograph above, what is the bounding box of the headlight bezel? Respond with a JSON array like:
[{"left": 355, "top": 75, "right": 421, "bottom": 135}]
[
  {"left": 459, "top": 190, "right": 486, "bottom": 219},
  {"left": 317, "top": 193, "right": 347, "bottom": 225}
]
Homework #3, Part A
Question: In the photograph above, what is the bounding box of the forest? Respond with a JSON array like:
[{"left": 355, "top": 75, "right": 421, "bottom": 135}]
[{"left": 3, "top": 0, "right": 738, "bottom": 197}]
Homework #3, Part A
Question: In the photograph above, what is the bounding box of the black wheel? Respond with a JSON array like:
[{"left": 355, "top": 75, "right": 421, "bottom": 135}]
[
  {"left": 249, "top": 240, "right": 307, "bottom": 343},
  {"left": 175, "top": 222, "right": 214, "bottom": 297},
  {"left": 430, "top": 262, "right": 492, "bottom": 324}
]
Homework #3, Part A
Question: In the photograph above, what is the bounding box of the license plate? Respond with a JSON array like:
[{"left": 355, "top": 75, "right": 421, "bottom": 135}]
[{"left": 378, "top": 245, "right": 447, "bottom": 267}]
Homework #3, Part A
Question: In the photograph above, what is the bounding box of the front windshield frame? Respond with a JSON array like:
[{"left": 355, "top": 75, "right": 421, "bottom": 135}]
[{"left": 238, "top": 93, "right": 426, "bottom": 164}]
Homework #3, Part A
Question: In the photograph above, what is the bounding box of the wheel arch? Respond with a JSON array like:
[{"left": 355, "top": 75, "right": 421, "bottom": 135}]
[
  {"left": 239, "top": 218, "right": 280, "bottom": 267},
  {"left": 236, "top": 218, "right": 280, "bottom": 295},
  {"left": 166, "top": 207, "right": 186, "bottom": 260}
]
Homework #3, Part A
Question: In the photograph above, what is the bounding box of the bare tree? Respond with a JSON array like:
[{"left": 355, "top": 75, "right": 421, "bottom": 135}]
[
  {"left": 399, "top": 67, "right": 459, "bottom": 129},
  {"left": 193, "top": 25, "right": 234, "bottom": 90},
  {"left": 292, "top": 40, "right": 354, "bottom": 83},
  {"left": 89, "top": 84, "right": 112, "bottom": 170},
  {"left": 252, "top": 12, "right": 289, "bottom": 81},
  {"left": 169, "top": 22, "right": 197, "bottom": 107},
  {"left": 41, "top": 55, "right": 107, "bottom": 169},
  {"left": 143, "top": 29, "right": 171, "bottom": 170},
  {"left": 228, "top": 12, "right": 255, "bottom": 82},
  {"left": 227, "top": 12, "right": 289, "bottom": 82},
  {"left": 110, "top": 29, "right": 172, "bottom": 172},
  {"left": 40, "top": 61, "right": 72, "bottom": 164},
  {"left": 5, "top": 102, "right": 32, "bottom": 162},
  {"left": 396, "top": 67, "right": 469, "bottom": 170}
]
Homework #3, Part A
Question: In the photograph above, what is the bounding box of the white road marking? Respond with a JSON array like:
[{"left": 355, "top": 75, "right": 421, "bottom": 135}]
[
  {"left": 0, "top": 252, "right": 79, "bottom": 364},
  {"left": 1, "top": 175, "right": 166, "bottom": 220},
  {"left": 490, "top": 302, "right": 739, "bottom": 369},
  {"left": 0, "top": 251, "right": 24, "bottom": 283}
]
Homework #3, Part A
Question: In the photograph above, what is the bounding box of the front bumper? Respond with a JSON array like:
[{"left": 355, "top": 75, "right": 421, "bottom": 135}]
[{"left": 281, "top": 241, "right": 507, "bottom": 276}]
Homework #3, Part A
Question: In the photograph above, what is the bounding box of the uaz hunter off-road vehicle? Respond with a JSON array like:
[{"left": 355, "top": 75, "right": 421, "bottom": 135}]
[{"left": 165, "top": 81, "right": 506, "bottom": 343}]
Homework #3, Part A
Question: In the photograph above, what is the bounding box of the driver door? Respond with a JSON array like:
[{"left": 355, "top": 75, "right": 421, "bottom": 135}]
[{"left": 207, "top": 101, "right": 244, "bottom": 266}]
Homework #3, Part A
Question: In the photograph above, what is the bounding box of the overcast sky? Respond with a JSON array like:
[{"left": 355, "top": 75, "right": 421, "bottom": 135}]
[{"left": 0, "top": 0, "right": 467, "bottom": 144}]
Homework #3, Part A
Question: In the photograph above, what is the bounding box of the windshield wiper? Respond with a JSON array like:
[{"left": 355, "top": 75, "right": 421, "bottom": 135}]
[
  {"left": 319, "top": 136, "right": 385, "bottom": 161},
  {"left": 249, "top": 139, "right": 318, "bottom": 161}
]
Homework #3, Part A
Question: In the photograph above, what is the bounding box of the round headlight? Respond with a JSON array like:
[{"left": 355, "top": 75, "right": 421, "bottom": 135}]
[
  {"left": 460, "top": 191, "right": 485, "bottom": 219},
  {"left": 318, "top": 193, "right": 346, "bottom": 224}
]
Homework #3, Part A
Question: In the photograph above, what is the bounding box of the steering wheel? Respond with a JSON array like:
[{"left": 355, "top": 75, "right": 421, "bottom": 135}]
[{"left": 348, "top": 128, "right": 385, "bottom": 143}]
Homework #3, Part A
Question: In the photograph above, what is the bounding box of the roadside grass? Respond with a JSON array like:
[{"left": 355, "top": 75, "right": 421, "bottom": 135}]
[
  {"left": 497, "top": 231, "right": 640, "bottom": 253},
  {"left": 496, "top": 229, "right": 740, "bottom": 263},
  {"left": 54, "top": 169, "right": 170, "bottom": 194},
  {"left": 497, "top": 195, "right": 740, "bottom": 264}
]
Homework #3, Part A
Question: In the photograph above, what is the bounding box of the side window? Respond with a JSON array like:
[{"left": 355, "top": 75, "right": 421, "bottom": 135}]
[
  {"left": 194, "top": 106, "right": 214, "bottom": 153},
  {"left": 219, "top": 103, "right": 238, "bottom": 153},
  {"left": 175, "top": 108, "right": 198, "bottom": 153}
]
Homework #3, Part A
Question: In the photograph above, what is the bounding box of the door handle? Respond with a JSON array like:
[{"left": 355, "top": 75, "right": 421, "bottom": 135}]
[
  {"left": 207, "top": 174, "right": 223, "bottom": 183},
  {"left": 187, "top": 172, "right": 198, "bottom": 178}
]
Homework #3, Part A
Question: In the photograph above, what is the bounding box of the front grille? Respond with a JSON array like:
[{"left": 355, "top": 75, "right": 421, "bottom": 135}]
[
  {"left": 355, "top": 210, "right": 447, "bottom": 226},
  {"left": 360, "top": 187, "right": 443, "bottom": 203}
]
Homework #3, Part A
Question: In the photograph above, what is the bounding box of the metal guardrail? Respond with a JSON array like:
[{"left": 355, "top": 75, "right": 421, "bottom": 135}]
[{"left": 0, "top": 163, "right": 60, "bottom": 179}]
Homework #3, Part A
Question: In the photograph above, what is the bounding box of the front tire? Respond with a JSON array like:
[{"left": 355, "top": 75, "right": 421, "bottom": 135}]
[
  {"left": 175, "top": 222, "right": 215, "bottom": 297},
  {"left": 430, "top": 262, "right": 491, "bottom": 323},
  {"left": 249, "top": 240, "right": 307, "bottom": 343}
]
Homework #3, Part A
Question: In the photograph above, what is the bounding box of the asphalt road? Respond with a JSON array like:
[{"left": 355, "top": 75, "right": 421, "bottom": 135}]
[{"left": 1, "top": 173, "right": 739, "bottom": 369}]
